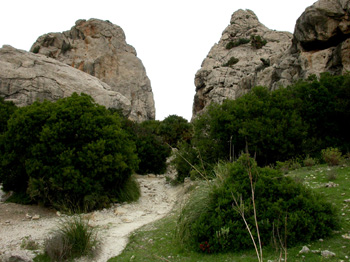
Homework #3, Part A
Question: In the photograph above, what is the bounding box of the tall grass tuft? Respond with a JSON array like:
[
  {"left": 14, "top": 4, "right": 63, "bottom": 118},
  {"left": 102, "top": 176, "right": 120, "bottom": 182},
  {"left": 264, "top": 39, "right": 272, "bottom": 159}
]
[
  {"left": 115, "top": 175, "right": 141, "bottom": 203},
  {"left": 45, "top": 216, "right": 100, "bottom": 261}
]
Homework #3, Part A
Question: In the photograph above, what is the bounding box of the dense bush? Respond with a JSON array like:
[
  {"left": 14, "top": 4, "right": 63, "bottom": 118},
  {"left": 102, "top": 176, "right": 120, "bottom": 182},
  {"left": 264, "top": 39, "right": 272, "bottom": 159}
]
[
  {"left": 133, "top": 121, "right": 171, "bottom": 175},
  {"left": 158, "top": 115, "right": 192, "bottom": 148},
  {"left": 0, "top": 97, "right": 17, "bottom": 133},
  {"left": 322, "top": 147, "right": 343, "bottom": 166},
  {"left": 192, "top": 86, "right": 307, "bottom": 166},
  {"left": 175, "top": 73, "right": 350, "bottom": 180},
  {"left": 0, "top": 93, "right": 139, "bottom": 211},
  {"left": 177, "top": 155, "right": 339, "bottom": 253}
]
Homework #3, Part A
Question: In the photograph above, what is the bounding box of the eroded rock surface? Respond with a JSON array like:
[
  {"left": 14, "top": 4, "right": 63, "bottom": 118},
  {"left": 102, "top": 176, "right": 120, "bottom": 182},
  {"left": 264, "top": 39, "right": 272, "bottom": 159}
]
[
  {"left": 193, "top": 0, "right": 350, "bottom": 118},
  {"left": 0, "top": 45, "right": 131, "bottom": 115},
  {"left": 192, "top": 9, "right": 292, "bottom": 117},
  {"left": 30, "top": 19, "right": 155, "bottom": 121}
]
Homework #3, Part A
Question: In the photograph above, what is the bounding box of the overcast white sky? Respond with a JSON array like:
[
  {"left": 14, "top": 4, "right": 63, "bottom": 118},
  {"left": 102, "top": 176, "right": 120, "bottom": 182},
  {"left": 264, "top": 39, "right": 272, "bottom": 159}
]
[{"left": 1, "top": 0, "right": 316, "bottom": 121}]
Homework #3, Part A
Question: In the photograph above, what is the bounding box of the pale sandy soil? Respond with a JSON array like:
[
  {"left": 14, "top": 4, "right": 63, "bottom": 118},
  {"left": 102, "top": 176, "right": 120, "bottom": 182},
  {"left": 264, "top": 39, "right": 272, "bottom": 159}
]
[{"left": 0, "top": 175, "right": 181, "bottom": 262}]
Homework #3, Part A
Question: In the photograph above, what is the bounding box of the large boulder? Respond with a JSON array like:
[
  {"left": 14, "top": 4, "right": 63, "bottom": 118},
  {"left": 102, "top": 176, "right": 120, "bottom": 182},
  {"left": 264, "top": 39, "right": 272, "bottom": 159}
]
[
  {"left": 192, "top": 9, "right": 292, "bottom": 117},
  {"left": 192, "top": 0, "right": 350, "bottom": 118},
  {"left": 0, "top": 45, "right": 131, "bottom": 115},
  {"left": 30, "top": 19, "right": 155, "bottom": 121}
]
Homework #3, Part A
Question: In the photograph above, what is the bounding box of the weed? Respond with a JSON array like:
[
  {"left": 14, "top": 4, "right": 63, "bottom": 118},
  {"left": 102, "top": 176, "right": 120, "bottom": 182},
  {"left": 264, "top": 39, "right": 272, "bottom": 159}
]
[
  {"left": 223, "top": 57, "right": 239, "bottom": 67},
  {"left": 44, "top": 216, "right": 100, "bottom": 261},
  {"left": 21, "top": 236, "right": 40, "bottom": 251},
  {"left": 322, "top": 147, "right": 343, "bottom": 166},
  {"left": 304, "top": 155, "right": 317, "bottom": 168},
  {"left": 226, "top": 38, "right": 250, "bottom": 49},
  {"left": 327, "top": 169, "right": 337, "bottom": 181},
  {"left": 250, "top": 35, "right": 267, "bottom": 49}
]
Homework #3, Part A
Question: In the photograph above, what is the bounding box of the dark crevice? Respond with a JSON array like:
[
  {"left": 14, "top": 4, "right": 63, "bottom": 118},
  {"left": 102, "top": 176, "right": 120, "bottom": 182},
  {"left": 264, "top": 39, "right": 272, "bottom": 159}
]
[{"left": 300, "top": 30, "right": 350, "bottom": 51}]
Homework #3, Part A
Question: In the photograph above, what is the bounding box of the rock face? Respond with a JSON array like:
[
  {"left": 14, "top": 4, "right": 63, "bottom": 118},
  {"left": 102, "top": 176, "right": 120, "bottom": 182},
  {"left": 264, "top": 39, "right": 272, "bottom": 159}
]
[
  {"left": 193, "top": 0, "right": 350, "bottom": 118},
  {"left": 0, "top": 45, "right": 131, "bottom": 115},
  {"left": 30, "top": 19, "right": 155, "bottom": 121},
  {"left": 193, "top": 9, "right": 292, "bottom": 117}
]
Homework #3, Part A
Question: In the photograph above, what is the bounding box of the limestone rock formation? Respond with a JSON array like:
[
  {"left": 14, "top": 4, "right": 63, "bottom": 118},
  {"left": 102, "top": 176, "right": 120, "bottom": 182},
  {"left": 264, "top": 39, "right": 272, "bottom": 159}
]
[
  {"left": 0, "top": 45, "right": 131, "bottom": 115},
  {"left": 193, "top": 0, "right": 350, "bottom": 118},
  {"left": 193, "top": 9, "right": 293, "bottom": 117},
  {"left": 30, "top": 18, "right": 155, "bottom": 121}
]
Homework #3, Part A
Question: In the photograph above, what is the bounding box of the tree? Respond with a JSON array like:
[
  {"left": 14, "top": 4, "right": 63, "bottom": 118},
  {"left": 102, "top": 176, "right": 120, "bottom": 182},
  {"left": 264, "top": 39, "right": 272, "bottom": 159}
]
[
  {"left": 0, "top": 93, "right": 139, "bottom": 211},
  {"left": 158, "top": 115, "right": 193, "bottom": 148},
  {"left": 0, "top": 97, "right": 17, "bottom": 133}
]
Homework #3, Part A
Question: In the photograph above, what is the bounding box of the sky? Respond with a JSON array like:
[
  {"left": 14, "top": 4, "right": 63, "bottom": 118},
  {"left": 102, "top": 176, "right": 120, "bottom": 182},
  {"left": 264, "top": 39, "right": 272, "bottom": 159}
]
[{"left": 1, "top": 0, "right": 316, "bottom": 121}]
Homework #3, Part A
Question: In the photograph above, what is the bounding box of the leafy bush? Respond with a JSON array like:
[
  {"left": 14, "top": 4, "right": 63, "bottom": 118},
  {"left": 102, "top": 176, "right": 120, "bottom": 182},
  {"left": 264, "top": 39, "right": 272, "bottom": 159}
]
[
  {"left": 45, "top": 216, "right": 99, "bottom": 261},
  {"left": 303, "top": 155, "right": 317, "bottom": 168},
  {"left": 0, "top": 97, "right": 17, "bottom": 133},
  {"left": 251, "top": 35, "right": 267, "bottom": 49},
  {"left": 192, "top": 86, "right": 308, "bottom": 167},
  {"left": 177, "top": 155, "right": 339, "bottom": 253},
  {"left": 132, "top": 121, "right": 171, "bottom": 175},
  {"left": 158, "top": 115, "right": 192, "bottom": 148},
  {"left": 322, "top": 147, "right": 343, "bottom": 166},
  {"left": 176, "top": 73, "right": 350, "bottom": 178},
  {"left": 223, "top": 56, "right": 239, "bottom": 67},
  {"left": 0, "top": 93, "right": 139, "bottom": 211},
  {"left": 225, "top": 38, "right": 250, "bottom": 50}
]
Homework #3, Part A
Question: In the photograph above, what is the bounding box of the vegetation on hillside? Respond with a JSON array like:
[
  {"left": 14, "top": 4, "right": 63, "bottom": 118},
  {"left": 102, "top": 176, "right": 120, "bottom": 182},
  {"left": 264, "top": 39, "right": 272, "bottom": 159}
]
[
  {"left": 0, "top": 95, "right": 192, "bottom": 211},
  {"left": 174, "top": 73, "right": 350, "bottom": 181}
]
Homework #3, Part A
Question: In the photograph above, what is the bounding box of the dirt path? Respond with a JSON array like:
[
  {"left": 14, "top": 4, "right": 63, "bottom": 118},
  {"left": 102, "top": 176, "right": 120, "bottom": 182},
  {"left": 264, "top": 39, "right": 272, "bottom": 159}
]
[{"left": 0, "top": 175, "right": 181, "bottom": 262}]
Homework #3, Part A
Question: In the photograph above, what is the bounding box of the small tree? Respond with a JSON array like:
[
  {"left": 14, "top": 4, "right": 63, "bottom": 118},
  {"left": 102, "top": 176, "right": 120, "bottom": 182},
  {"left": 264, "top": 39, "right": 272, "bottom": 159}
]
[
  {"left": 0, "top": 93, "right": 139, "bottom": 211},
  {"left": 158, "top": 115, "right": 192, "bottom": 148}
]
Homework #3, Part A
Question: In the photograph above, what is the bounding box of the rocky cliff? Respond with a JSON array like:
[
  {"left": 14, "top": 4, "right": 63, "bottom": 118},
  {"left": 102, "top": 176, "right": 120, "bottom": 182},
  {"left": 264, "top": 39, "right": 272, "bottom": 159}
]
[
  {"left": 0, "top": 45, "right": 131, "bottom": 115},
  {"left": 193, "top": 0, "right": 350, "bottom": 118},
  {"left": 0, "top": 18, "right": 154, "bottom": 121}
]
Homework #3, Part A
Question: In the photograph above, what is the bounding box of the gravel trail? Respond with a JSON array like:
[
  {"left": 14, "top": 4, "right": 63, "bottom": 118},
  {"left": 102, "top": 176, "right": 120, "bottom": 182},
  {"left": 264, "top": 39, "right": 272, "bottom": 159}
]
[{"left": 0, "top": 175, "right": 181, "bottom": 262}]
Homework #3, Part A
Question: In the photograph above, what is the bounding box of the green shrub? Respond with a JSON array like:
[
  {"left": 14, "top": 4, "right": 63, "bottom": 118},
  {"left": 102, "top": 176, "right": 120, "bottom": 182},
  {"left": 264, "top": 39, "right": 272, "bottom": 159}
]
[
  {"left": 45, "top": 216, "right": 99, "bottom": 261},
  {"left": 251, "top": 35, "right": 267, "bottom": 49},
  {"left": 115, "top": 175, "right": 141, "bottom": 203},
  {"left": 322, "top": 147, "right": 343, "bottom": 166},
  {"left": 223, "top": 56, "right": 239, "bottom": 67},
  {"left": 192, "top": 86, "right": 308, "bottom": 167},
  {"left": 177, "top": 155, "right": 339, "bottom": 253},
  {"left": 303, "top": 155, "right": 317, "bottom": 168},
  {"left": 133, "top": 123, "right": 171, "bottom": 175},
  {"left": 0, "top": 93, "right": 139, "bottom": 211},
  {"left": 0, "top": 97, "right": 17, "bottom": 133},
  {"left": 158, "top": 115, "right": 192, "bottom": 148},
  {"left": 181, "top": 73, "right": 350, "bottom": 177},
  {"left": 225, "top": 38, "right": 250, "bottom": 50}
]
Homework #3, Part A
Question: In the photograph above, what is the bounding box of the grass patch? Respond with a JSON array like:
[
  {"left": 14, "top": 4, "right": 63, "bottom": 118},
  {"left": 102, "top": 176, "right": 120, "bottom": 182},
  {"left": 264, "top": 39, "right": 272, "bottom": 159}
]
[
  {"left": 35, "top": 216, "right": 100, "bottom": 261},
  {"left": 109, "top": 163, "right": 350, "bottom": 262}
]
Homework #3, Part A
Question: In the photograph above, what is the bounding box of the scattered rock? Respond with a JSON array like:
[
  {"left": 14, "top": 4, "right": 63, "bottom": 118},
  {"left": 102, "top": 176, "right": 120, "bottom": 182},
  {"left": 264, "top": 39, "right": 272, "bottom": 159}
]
[
  {"left": 321, "top": 250, "right": 336, "bottom": 258},
  {"left": 31, "top": 215, "right": 40, "bottom": 220},
  {"left": 299, "top": 246, "right": 310, "bottom": 254},
  {"left": 344, "top": 199, "right": 350, "bottom": 203},
  {"left": 325, "top": 182, "right": 339, "bottom": 188},
  {"left": 342, "top": 233, "right": 350, "bottom": 240},
  {"left": 0, "top": 250, "right": 34, "bottom": 262}
]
